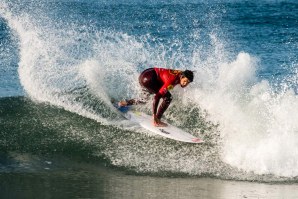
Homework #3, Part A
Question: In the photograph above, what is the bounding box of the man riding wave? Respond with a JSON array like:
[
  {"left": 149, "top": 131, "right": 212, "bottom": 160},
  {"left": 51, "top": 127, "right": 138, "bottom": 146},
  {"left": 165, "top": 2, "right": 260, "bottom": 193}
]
[{"left": 118, "top": 67, "right": 194, "bottom": 127}]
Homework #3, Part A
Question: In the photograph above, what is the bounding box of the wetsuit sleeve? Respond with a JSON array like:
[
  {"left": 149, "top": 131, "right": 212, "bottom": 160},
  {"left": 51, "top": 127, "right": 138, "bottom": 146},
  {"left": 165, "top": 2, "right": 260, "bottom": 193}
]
[{"left": 158, "top": 83, "right": 172, "bottom": 96}]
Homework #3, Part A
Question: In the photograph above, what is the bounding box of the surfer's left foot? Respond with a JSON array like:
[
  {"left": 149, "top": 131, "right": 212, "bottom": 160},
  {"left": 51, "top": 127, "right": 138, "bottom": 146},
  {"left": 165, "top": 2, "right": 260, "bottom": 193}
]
[{"left": 118, "top": 100, "right": 128, "bottom": 107}]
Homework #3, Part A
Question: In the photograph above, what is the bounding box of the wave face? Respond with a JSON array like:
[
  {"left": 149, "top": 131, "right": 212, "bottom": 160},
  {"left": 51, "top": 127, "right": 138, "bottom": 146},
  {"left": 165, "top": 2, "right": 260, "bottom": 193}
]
[{"left": 0, "top": 0, "right": 298, "bottom": 182}]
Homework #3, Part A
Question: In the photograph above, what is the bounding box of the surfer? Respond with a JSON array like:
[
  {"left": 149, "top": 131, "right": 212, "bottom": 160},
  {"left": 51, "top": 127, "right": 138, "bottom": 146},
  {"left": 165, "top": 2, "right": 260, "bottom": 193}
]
[{"left": 118, "top": 68, "right": 194, "bottom": 127}]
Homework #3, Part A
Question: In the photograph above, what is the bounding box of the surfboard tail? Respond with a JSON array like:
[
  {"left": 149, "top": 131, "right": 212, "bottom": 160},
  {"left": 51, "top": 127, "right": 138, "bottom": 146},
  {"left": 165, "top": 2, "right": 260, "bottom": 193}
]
[{"left": 191, "top": 138, "right": 204, "bottom": 143}]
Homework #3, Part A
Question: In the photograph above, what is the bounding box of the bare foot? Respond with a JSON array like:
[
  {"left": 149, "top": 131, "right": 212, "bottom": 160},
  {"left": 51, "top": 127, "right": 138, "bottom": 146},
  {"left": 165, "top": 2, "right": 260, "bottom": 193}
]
[{"left": 153, "top": 120, "right": 168, "bottom": 127}]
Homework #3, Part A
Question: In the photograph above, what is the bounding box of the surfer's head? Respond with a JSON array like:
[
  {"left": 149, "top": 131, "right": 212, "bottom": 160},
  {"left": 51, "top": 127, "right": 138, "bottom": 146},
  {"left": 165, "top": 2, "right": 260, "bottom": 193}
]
[{"left": 180, "top": 70, "right": 193, "bottom": 88}]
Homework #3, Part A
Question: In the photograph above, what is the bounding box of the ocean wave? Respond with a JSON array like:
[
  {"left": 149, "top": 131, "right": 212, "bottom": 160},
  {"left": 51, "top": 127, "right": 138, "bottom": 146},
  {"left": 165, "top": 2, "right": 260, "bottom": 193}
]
[{"left": 1, "top": 0, "right": 298, "bottom": 181}]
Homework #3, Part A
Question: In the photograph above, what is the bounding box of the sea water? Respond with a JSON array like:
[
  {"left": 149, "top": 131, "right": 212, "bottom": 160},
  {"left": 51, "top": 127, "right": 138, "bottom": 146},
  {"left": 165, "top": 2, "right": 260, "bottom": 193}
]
[{"left": 0, "top": 0, "right": 298, "bottom": 197}]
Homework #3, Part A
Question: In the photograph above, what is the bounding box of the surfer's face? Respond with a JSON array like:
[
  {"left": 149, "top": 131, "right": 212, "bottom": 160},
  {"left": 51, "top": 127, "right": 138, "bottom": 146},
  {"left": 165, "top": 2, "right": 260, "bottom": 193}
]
[{"left": 180, "top": 76, "right": 190, "bottom": 88}]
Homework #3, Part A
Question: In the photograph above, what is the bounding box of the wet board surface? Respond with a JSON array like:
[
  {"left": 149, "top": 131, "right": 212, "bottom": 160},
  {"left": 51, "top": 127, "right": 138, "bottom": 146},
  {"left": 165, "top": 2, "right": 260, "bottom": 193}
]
[{"left": 117, "top": 105, "right": 204, "bottom": 143}]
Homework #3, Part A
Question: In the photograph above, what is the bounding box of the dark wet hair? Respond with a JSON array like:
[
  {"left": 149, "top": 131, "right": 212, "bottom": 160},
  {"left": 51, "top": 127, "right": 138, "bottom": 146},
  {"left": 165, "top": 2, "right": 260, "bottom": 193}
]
[{"left": 181, "top": 70, "right": 194, "bottom": 82}]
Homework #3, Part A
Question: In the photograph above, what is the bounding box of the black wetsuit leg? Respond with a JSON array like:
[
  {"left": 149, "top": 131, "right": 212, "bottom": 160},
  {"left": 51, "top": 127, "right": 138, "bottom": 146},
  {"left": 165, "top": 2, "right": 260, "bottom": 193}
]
[{"left": 156, "top": 92, "right": 172, "bottom": 119}]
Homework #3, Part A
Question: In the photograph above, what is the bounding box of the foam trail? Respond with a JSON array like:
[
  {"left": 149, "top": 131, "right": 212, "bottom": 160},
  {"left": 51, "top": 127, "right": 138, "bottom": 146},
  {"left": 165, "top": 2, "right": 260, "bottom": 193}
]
[{"left": 0, "top": 2, "right": 144, "bottom": 124}]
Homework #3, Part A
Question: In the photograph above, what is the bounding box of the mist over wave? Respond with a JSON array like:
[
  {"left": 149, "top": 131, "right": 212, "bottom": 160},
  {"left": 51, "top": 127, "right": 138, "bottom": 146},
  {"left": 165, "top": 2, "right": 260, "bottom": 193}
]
[
  {"left": 193, "top": 51, "right": 298, "bottom": 177},
  {"left": 1, "top": 0, "right": 298, "bottom": 181}
]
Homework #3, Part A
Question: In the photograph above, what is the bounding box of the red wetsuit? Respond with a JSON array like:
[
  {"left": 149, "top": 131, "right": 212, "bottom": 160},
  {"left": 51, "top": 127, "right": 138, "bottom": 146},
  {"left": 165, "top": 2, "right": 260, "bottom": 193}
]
[
  {"left": 138, "top": 67, "right": 182, "bottom": 119},
  {"left": 154, "top": 68, "right": 181, "bottom": 95}
]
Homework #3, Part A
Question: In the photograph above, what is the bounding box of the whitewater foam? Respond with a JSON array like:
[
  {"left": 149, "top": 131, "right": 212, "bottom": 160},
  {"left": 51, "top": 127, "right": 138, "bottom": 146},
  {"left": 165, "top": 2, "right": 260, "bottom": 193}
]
[{"left": 192, "top": 50, "right": 298, "bottom": 177}]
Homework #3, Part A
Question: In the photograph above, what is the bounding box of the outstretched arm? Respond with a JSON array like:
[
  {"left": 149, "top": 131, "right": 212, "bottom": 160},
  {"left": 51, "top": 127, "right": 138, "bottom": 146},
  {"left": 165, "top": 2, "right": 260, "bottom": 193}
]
[{"left": 118, "top": 98, "right": 147, "bottom": 107}]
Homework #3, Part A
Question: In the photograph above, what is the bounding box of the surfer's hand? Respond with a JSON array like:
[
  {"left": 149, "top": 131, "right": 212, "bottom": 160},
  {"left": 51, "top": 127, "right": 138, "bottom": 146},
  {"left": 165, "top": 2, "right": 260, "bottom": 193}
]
[{"left": 118, "top": 100, "right": 128, "bottom": 107}]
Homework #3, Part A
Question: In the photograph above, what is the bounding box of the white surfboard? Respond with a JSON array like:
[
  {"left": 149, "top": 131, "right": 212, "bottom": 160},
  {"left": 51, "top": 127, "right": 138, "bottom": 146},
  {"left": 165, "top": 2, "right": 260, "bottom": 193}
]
[{"left": 117, "top": 106, "right": 203, "bottom": 143}]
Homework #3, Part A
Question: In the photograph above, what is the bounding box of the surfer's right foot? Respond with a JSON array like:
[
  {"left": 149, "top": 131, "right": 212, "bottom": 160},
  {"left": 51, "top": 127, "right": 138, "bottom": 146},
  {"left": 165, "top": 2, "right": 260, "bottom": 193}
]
[
  {"left": 153, "top": 121, "right": 168, "bottom": 127},
  {"left": 153, "top": 120, "right": 168, "bottom": 127},
  {"left": 118, "top": 100, "right": 128, "bottom": 107},
  {"left": 153, "top": 115, "right": 168, "bottom": 127}
]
